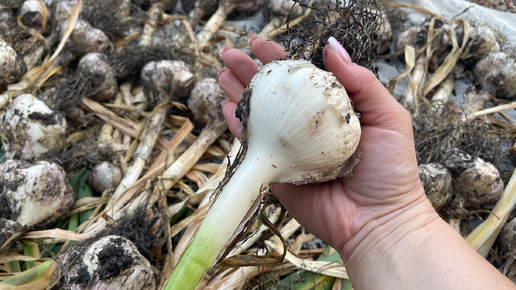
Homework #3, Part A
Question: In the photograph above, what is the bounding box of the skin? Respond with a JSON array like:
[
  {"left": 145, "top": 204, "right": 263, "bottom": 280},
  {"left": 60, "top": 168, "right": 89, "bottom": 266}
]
[{"left": 218, "top": 36, "right": 516, "bottom": 289}]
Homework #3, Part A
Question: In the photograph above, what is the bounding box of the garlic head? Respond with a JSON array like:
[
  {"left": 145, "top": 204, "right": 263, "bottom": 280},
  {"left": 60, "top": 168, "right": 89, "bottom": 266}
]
[{"left": 1, "top": 94, "right": 67, "bottom": 160}]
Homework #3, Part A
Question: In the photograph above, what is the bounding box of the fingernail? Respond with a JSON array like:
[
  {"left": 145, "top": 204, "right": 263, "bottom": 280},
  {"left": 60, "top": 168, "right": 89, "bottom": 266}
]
[
  {"left": 218, "top": 67, "right": 229, "bottom": 76},
  {"left": 328, "top": 36, "right": 351, "bottom": 65},
  {"left": 219, "top": 46, "right": 229, "bottom": 58},
  {"left": 248, "top": 35, "right": 258, "bottom": 46},
  {"left": 221, "top": 100, "right": 230, "bottom": 108}
]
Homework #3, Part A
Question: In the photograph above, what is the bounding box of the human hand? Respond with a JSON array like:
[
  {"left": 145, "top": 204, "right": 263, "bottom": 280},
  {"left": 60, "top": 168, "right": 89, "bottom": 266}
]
[{"left": 218, "top": 36, "right": 434, "bottom": 262}]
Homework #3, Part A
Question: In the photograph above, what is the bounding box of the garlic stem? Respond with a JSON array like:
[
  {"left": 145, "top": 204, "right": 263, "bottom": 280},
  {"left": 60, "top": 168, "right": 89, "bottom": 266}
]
[
  {"left": 165, "top": 155, "right": 274, "bottom": 288},
  {"left": 196, "top": 1, "right": 235, "bottom": 46},
  {"left": 140, "top": 3, "right": 162, "bottom": 47},
  {"left": 258, "top": 17, "right": 282, "bottom": 37}
]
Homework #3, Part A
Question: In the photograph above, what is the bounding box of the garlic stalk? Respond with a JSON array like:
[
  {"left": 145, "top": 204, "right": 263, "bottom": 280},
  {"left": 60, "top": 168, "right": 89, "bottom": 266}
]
[
  {"left": 139, "top": 3, "right": 162, "bottom": 47},
  {"left": 259, "top": 0, "right": 303, "bottom": 37},
  {"left": 0, "top": 159, "right": 75, "bottom": 252},
  {"left": 165, "top": 60, "right": 361, "bottom": 289},
  {"left": 104, "top": 60, "right": 196, "bottom": 212},
  {"left": 196, "top": 0, "right": 260, "bottom": 46},
  {"left": 1, "top": 94, "right": 67, "bottom": 160}
]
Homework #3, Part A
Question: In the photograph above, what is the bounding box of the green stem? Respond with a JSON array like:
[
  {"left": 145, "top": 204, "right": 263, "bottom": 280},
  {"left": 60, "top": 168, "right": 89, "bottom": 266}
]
[{"left": 164, "top": 155, "right": 274, "bottom": 289}]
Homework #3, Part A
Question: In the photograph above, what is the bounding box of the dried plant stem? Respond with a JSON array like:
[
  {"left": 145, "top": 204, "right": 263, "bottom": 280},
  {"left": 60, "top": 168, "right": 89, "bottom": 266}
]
[
  {"left": 400, "top": 55, "right": 425, "bottom": 113},
  {"left": 460, "top": 100, "right": 516, "bottom": 123},
  {"left": 258, "top": 17, "right": 282, "bottom": 37},
  {"left": 140, "top": 3, "right": 162, "bottom": 46},
  {"left": 466, "top": 168, "right": 516, "bottom": 252},
  {"left": 196, "top": 2, "right": 234, "bottom": 46},
  {"left": 105, "top": 107, "right": 168, "bottom": 210},
  {"left": 160, "top": 122, "right": 227, "bottom": 191}
]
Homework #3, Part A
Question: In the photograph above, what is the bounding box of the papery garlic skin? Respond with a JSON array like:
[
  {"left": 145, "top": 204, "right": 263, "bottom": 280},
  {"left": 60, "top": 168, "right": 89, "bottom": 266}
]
[
  {"left": 1, "top": 94, "right": 67, "bottom": 160},
  {"left": 167, "top": 59, "right": 361, "bottom": 290},
  {"left": 58, "top": 235, "right": 155, "bottom": 290}
]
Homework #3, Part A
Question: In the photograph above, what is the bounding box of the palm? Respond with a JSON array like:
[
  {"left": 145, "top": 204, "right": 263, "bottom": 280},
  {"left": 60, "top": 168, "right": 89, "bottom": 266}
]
[{"left": 219, "top": 37, "right": 424, "bottom": 254}]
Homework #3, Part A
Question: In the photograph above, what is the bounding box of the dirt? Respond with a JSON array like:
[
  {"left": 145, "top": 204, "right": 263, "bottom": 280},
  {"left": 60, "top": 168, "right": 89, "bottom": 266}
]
[
  {"left": 27, "top": 112, "right": 61, "bottom": 126},
  {"left": 97, "top": 237, "right": 135, "bottom": 280}
]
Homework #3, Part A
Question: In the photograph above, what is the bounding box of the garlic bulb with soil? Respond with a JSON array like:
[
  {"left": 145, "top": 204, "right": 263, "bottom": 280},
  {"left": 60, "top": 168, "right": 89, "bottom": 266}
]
[
  {"left": 462, "top": 24, "right": 500, "bottom": 60},
  {"left": 0, "top": 38, "right": 27, "bottom": 87},
  {"left": 166, "top": 59, "right": 361, "bottom": 289},
  {"left": 187, "top": 78, "right": 227, "bottom": 127},
  {"left": 1, "top": 94, "right": 67, "bottom": 160},
  {"left": 61, "top": 19, "right": 112, "bottom": 58},
  {"left": 19, "top": 0, "right": 51, "bottom": 33},
  {"left": 473, "top": 51, "right": 516, "bottom": 99},
  {"left": 419, "top": 163, "right": 452, "bottom": 210},
  {"left": 444, "top": 149, "right": 503, "bottom": 208},
  {"left": 58, "top": 235, "right": 155, "bottom": 290},
  {"left": 90, "top": 161, "right": 122, "bottom": 193},
  {"left": 0, "top": 159, "right": 75, "bottom": 251},
  {"left": 77, "top": 53, "right": 118, "bottom": 100}
]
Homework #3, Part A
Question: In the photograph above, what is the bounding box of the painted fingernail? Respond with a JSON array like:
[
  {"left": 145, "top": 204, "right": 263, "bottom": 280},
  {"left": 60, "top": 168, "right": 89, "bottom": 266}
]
[
  {"left": 328, "top": 36, "right": 351, "bottom": 65},
  {"left": 218, "top": 67, "right": 229, "bottom": 76},
  {"left": 248, "top": 35, "right": 258, "bottom": 46},
  {"left": 219, "top": 46, "right": 229, "bottom": 58},
  {"left": 221, "top": 99, "right": 230, "bottom": 108}
]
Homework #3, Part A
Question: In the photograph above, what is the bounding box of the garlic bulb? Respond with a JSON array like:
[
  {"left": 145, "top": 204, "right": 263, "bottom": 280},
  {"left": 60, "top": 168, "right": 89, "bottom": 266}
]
[
  {"left": 58, "top": 235, "right": 155, "bottom": 290},
  {"left": 0, "top": 160, "right": 75, "bottom": 251},
  {"left": 0, "top": 38, "right": 27, "bottom": 87},
  {"left": 53, "top": 0, "right": 77, "bottom": 27},
  {"left": 90, "top": 161, "right": 122, "bottom": 193},
  {"left": 462, "top": 24, "right": 500, "bottom": 59},
  {"left": 260, "top": 0, "right": 303, "bottom": 37},
  {"left": 444, "top": 149, "right": 503, "bottom": 207},
  {"left": 1, "top": 94, "right": 67, "bottom": 160},
  {"left": 187, "top": 78, "right": 227, "bottom": 127},
  {"left": 19, "top": 0, "right": 50, "bottom": 32},
  {"left": 419, "top": 163, "right": 452, "bottom": 210},
  {"left": 473, "top": 52, "right": 516, "bottom": 99},
  {"left": 61, "top": 19, "right": 111, "bottom": 57},
  {"left": 167, "top": 59, "right": 361, "bottom": 289},
  {"left": 376, "top": 11, "right": 392, "bottom": 55},
  {"left": 77, "top": 53, "right": 118, "bottom": 100},
  {"left": 141, "top": 60, "right": 197, "bottom": 100}
]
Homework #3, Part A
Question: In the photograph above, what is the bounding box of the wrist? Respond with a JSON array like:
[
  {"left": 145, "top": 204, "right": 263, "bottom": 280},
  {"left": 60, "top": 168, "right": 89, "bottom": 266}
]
[{"left": 340, "top": 187, "right": 440, "bottom": 275}]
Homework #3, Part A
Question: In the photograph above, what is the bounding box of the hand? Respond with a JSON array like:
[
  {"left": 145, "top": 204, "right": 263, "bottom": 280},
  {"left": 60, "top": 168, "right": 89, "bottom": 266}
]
[
  {"left": 219, "top": 36, "right": 516, "bottom": 290},
  {"left": 218, "top": 36, "right": 432, "bottom": 260}
]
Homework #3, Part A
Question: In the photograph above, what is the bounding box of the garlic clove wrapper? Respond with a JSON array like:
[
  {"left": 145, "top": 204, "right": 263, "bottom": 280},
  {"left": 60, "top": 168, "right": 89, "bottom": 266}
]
[{"left": 1, "top": 94, "right": 67, "bottom": 160}]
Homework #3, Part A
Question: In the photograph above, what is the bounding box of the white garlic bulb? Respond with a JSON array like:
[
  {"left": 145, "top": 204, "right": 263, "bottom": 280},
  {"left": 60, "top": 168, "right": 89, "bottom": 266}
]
[
  {"left": 0, "top": 160, "right": 75, "bottom": 251},
  {"left": 1, "top": 94, "right": 67, "bottom": 160},
  {"left": 78, "top": 53, "right": 118, "bottom": 100},
  {"left": 90, "top": 161, "right": 122, "bottom": 193},
  {"left": 473, "top": 52, "right": 516, "bottom": 99},
  {"left": 58, "top": 235, "right": 155, "bottom": 290}
]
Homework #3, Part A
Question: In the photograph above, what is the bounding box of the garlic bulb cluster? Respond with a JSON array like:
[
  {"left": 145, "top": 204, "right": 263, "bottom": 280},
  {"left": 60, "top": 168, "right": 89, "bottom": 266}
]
[
  {"left": 1, "top": 94, "right": 67, "bottom": 160},
  {"left": 0, "top": 159, "right": 75, "bottom": 251},
  {"left": 462, "top": 24, "right": 500, "bottom": 59},
  {"left": 90, "top": 161, "right": 122, "bottom": 193},
  {"left": 444, "top": 149, "right": 503, "bottom": 208},
  {"left": 473, "top": 52, "right": 516, "bottom": 99},
  {"left": 187, "top": 78, "right": 227, "bottom": 127},
  {"left": 0, "top": 38, "right": 27, "bottom": 86},
  {"left": 58, "top": 235, "right": 155, "bottom": 290},
  {"left": 167, "top": 59, "right": 361, "bottom": 289},
  {"left": 78, "top": 53, "right": 118, "bottom": 100},
  {"left": 419, "top": 163, "right": 452, "bottom": 210}
]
